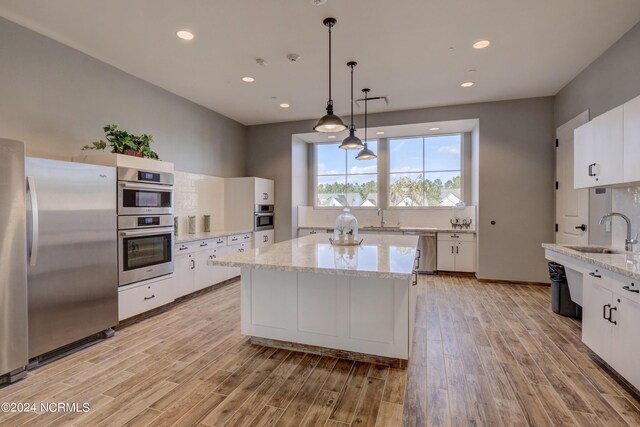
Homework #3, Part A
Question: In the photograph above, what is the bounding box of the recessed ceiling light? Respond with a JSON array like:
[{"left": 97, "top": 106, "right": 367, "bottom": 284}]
[
  {"left": 279, "top": 103, "right": 290, "bottom": 108},
  {"left": 242, "top": 77, "right": 255, "bottom": 83},
  {"left": 328, "top": 135, "right": 336, "bottom": 139},
  {"left": 461, "top": 81, "right": 475, "bottom": 88},
  {"left": 176, "top": 30, "right": 194, "bottom": 41},
  {"left": 473, "top": 40, "right": 491, "bottom": 49},
  {"left": 375, "top": 131, "right": 385, "bottom": 135},
  {"left": 429, "top": 127, "right": 440, "bottom": 131}
]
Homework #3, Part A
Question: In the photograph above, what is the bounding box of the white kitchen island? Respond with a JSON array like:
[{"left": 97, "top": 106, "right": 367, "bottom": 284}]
[{"left": 209, "top": 233, "right": 419, "bottom": 367}]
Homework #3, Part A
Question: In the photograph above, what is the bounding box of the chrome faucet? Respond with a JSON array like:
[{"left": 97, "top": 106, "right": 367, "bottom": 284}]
[
  {"left": 377, "top": 208, "right": 386, "bottom": 227},
  {"left": 599, "top": 212, "right": 638, "bottom": 251}
]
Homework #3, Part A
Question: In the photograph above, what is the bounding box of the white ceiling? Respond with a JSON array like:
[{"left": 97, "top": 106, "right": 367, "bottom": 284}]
[
  {"left": 296, "top": 119, "right": 479, "bottom": 143},
  {"left": 2, "top": 1, "right": 640, "bottom": 126}
]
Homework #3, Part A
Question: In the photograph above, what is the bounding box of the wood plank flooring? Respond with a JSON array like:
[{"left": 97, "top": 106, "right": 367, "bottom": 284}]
[{"left": 0, "top": 275, "right": 639, "bottom": 426}]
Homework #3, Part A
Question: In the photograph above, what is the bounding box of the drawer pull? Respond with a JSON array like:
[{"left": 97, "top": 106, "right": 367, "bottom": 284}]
[
  {"left": 200, "top": 243, "right": 208, "bottom": 247},
  {"left": 609, "top": 306, "right": 618, "bottom": 325},
  {"left": 623, "top": 285, "right": 639, "bottom": 293},
  {"left": 144, "top": 295, "right": 156, "bottom": 301},
  {"left": 412, "top": 271, "right": 418, "bottom": 286},
  {"left": 589, "top": 271, "right": 602, "bottom": 278},
  {"left": 603, "top": 303, "right": 611, "bottom": 320},
  {"left": 179, "top": 247, "right": 188, "bottom": 251}
]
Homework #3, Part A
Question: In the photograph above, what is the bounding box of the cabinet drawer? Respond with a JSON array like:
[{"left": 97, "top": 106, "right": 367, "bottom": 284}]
[
  {"left": 175, "top": 241, "right": 198, "bottom": 254},
  {"left": 228, "top": 242, "right": 249, "bottom": 253},
  {"left": 437, "top": 232, "right": 475, "bottom": 242},
  {"left": 603, "top": 270, "right": 640, "bottom": 304},
  {"left": 211, "top": 236, "right": 227, "bottom": 248},
  {"left": 228, "top": 233, "right": 251, "bottom": 245},
  {"left": 118, "top": 276, "right": 174, "bottom": 320}
]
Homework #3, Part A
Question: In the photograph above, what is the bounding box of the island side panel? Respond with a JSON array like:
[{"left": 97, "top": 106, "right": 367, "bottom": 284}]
[{"left": 241, "top": 268, "right": 411, "bottom": 359}]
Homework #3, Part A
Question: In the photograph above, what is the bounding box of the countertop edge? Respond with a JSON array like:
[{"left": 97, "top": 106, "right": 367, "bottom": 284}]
[
  {"left": 208, "top": 259, "right": 413, "bottom": 280},
  {"left": 298, "top": 226, "right": 475, "bottom": 234},
  {"left": 543, "top": 243, "right": 640, "bottom": 281}
]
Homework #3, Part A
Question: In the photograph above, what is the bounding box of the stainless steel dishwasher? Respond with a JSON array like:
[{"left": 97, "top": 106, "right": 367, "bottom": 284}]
[{"left": 405, "top": 232, "right": 437, "bottom": 274}]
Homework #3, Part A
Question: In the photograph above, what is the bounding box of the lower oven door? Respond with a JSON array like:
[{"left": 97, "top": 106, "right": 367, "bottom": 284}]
[{"left": 118, "top": 227, "right": 174, "bottom": 286}]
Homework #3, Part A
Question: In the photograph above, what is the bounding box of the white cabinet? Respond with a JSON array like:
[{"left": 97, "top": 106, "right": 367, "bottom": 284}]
[
  {"left": 298, "top": 228, "right": 328, "bottom": 237},
  {"left": 624, "top": 95, "right": 640, "bottom": 182},
  {"left": 255, "top": 178, "right": 275, "bottom": 205},
  {"left": 573, "top": 106, "right": 624, "bottom": 188},
  {"left": 581, "top": 268, "right": 640, "bottom": 390},
  {"left": 118, "top": 275, "right": 174, "bottom": 321},
  {"left": 195, "top": 247, "right": 228, "bottom": 291},
  {"left": 436, "top": 233, "right": 475, "bottom": 272},
  {"left": 174, "top": 252, "right": 195, "bottom": 298},
  {"left": 254, "top": 230, "right": 274, "bottom": 249}
]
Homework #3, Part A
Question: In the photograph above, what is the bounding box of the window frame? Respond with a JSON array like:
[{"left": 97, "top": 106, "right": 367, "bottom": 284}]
[
  {"left": 314, "top": 141, "right": 380, "bottom": 209},
  {"left": 387, "top": 132, "right": 464, "bottom": 210}
]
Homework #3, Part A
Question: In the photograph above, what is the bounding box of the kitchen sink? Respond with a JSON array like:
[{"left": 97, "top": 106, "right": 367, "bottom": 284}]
[{"left": 565, "top": 245, "right": 624, "bottom": 254}]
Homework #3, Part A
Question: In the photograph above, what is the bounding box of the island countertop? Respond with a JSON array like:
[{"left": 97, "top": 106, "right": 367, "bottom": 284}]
[
  {"left": 209, "top": 233, "right": 419, "bottom": 279},
  {"left": 543, "top": 243, "right": 640, "bottom": 280}
]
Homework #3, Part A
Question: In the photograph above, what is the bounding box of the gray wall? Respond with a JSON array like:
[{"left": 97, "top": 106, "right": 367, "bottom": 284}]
[
  {"left": 0, "top": 17, "right": 246, "bottom": 176},
  {"left": 555, "top": 21, "right": 640, "bottom": 128},
  {"left": 247, "top": 97, "right": 555, "bottom": 283}
]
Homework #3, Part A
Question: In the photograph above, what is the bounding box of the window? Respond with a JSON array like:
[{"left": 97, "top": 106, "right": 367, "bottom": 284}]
[
  {"left": 389, "top": 134, "right": 462, "bottom": 207},
  {"left": 316, "top": 141, "right": 378, "bottom": 207}
]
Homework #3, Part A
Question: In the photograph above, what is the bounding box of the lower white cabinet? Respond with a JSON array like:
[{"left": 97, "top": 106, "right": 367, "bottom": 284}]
[
  {"left": 254, "top": 229, "right": 274, "bottom": 249},
  {"left": 582, "top": 268, "right": 640, "bottom": 390},
  {"left": 118, "top": 275, "right": 174, "bottom": 321},
  {"left": 174, "top": 252, "right": 196, "bottom": 298},
  {"left": 437, "top": 233, "right": 475, "bottom": 272},
  {"left": 195, "top": 247, "right": 229, "bottom": 291}
]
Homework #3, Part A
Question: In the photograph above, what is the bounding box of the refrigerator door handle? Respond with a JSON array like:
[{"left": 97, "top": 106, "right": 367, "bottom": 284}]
[{"left": 27, "top": 176, "right": 39, "bottom": 267}]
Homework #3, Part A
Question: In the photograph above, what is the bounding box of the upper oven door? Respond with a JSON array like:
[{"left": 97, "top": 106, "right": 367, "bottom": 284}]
[{"left": 118, "top": 182, "right": 173, "bottom": 215}]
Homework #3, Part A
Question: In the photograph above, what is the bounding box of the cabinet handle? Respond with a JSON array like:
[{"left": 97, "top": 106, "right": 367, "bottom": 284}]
[
  {"left": 603, "top": 304, "right": 610, "bottom": 320},
  {"left": 412, "top": 270, "right": 418, "bottom": 286},
  {"left": 415, "top": 249, "right": 421, "bottom": 270},
  {"left": 456, "top": 246, "right": 459, "bottom": 254},
  {"left": 144, "top": 295, "right": 156, "bottom": 301},
  {"left": 263, "top": 235, "right": 268, "bottom": 242},
  {"left": 310, "top": 231, "right": 316, "bottom": 234},
  {"left": 200, "top": 243, "right": 208, "bottom": 247},
  {"left": 179, "top": 247, "right": 188, "bottom": 251},
  {"left": 623, "top": 284, "right": 639, "bottom": 293},
  {"left": 451, "top": 246, "right": 454, "bottom": 254},
  {"left": 588, "top": 163, "right": 597, "bottom": 177},
  {"left": 589, "top": 271, "right": 602, "bottom": 278},
  {"left": 191, "top": 259, "right": 195, "bottom": 269},
  {"left": 609, "top": 306, "right": 618, "bottom": 325},
  {"left": 211, "top": 254, "right": 217, "bottom": 258}
]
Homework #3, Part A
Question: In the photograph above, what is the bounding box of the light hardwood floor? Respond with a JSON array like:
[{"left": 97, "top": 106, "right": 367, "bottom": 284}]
[{"left": 0, "top": 275, "right": 639, "bottom": 426}]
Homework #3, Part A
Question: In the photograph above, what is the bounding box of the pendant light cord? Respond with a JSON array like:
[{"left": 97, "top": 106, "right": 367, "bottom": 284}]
[
  {"left": 364, "top": 91, "right": 368, "bottom": 143},
  {"left": 350, "top": 65, "right": 354, "bottom": 128},
  {"left": 328, "top": 24, "right": 332, "bottom": 103}
]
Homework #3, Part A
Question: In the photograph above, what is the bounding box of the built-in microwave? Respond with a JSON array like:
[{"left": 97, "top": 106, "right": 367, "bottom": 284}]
[
  {"left": 255, "top": 213, "right": 274, "bottom": 231},
  {"left": 117, "top": 167, "right": 174, "bottom": 215}
]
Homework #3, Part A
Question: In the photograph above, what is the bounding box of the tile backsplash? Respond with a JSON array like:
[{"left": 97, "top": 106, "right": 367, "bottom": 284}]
[
  {"left": 611, "top": 185, "right": 640, "bottom": 251},
  {"left": 297, "top": 205, "right": 476, "bottom": 229},
  {"left": 174, "top": 171, "right": 224, "bottom": 236}
]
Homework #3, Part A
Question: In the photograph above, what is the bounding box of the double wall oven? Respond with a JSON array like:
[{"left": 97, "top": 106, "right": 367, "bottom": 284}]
[
  {"left": 255, "top": 204, "right": 274, "bottom": 231},
  {"left": 117, "top": 167, "right": 174, "bottom": 286}
]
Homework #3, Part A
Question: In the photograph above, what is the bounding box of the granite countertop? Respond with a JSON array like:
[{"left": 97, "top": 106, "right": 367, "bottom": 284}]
[
  {"left": 175, "top": 229, "right": 253, "bottom": 244},
  {"left": 298, "top": 226, "right": 475, "bottom": 234},
  {"left": 209, "top": 233, "right": 419, "bottom": 280},
  {"left": 543, "top": 243, "right": 640, "bottom": 280}
]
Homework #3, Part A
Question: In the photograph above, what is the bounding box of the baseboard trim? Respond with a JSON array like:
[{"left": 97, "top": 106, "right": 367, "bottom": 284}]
[{"left": 250, "top": 336, "right": 407, "bottom": 369}]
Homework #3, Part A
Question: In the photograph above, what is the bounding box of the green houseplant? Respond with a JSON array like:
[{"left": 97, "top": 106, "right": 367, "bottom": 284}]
[{"left": 82, "top": 124, "right": 159, "bottom": 160}]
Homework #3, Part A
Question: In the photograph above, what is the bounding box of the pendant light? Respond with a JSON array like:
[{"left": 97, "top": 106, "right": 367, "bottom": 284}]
[
  {"left": 313, "top": 18, "right": 347, "bottom": 133},
  {"left": 339, "top": 61, "right": 364, "bottom": 150},
  {"left": 356, "top": 88, "right": 377, "bottom": 160}
]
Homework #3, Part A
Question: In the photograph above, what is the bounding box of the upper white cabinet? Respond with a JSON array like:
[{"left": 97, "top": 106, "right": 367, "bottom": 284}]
[
  {"left": 573, "top": 106, "right": 624, "bottom": 188},
  {"left": 255, "top": 178, "right": 275, "bottom": 205},
  {"left": 624, "top": 95, "right": 640, "bottom": 182}
]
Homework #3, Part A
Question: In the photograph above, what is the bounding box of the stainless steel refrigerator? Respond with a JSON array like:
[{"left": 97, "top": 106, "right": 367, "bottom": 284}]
[
  {"left": 0, "top": 139, "right": 28, "bottom": 383},
  {"left": 26, "top": 157, "right": 118, "bottom": 360}
]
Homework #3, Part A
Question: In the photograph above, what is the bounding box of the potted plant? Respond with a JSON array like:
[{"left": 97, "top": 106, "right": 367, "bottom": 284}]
[{"left": 82, "top": 124, "right": 159, "bottom": 160}]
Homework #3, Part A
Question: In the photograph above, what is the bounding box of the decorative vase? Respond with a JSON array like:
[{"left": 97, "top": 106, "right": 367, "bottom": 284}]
[
  {"left": 203, "top": 215, "right": 211, "bottom": 233},
  {"left": 188, "top": 216, "right": 196, "bottom": 234}
]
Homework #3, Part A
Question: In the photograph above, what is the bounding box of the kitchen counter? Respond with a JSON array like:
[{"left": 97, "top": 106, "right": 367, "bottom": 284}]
[
  {"left": 542, "top": 243, "right": 640, "bottom": 280},
  {"left": 298, "top": 226, "right": 475, "bottom": 234},
  {"left": 210, "top": 232, "right": 419, "bottom": 363},
  {"left": 209, "top": 233, "right": 419, "bottom": 279},
  {"left": 175, "top": 229, "right": 253, "bottom": 244}
]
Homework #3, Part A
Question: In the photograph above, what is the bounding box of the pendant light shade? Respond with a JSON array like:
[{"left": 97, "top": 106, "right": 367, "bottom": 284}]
[
  {"left": 314, "top": 18, "right": 347, "bottom": 133},
  {"left": 340, "top": 62, "right": 363, "bottom": 150},
  {"left": 356, "top": 88, "right": 378, "bottom": 160}
]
